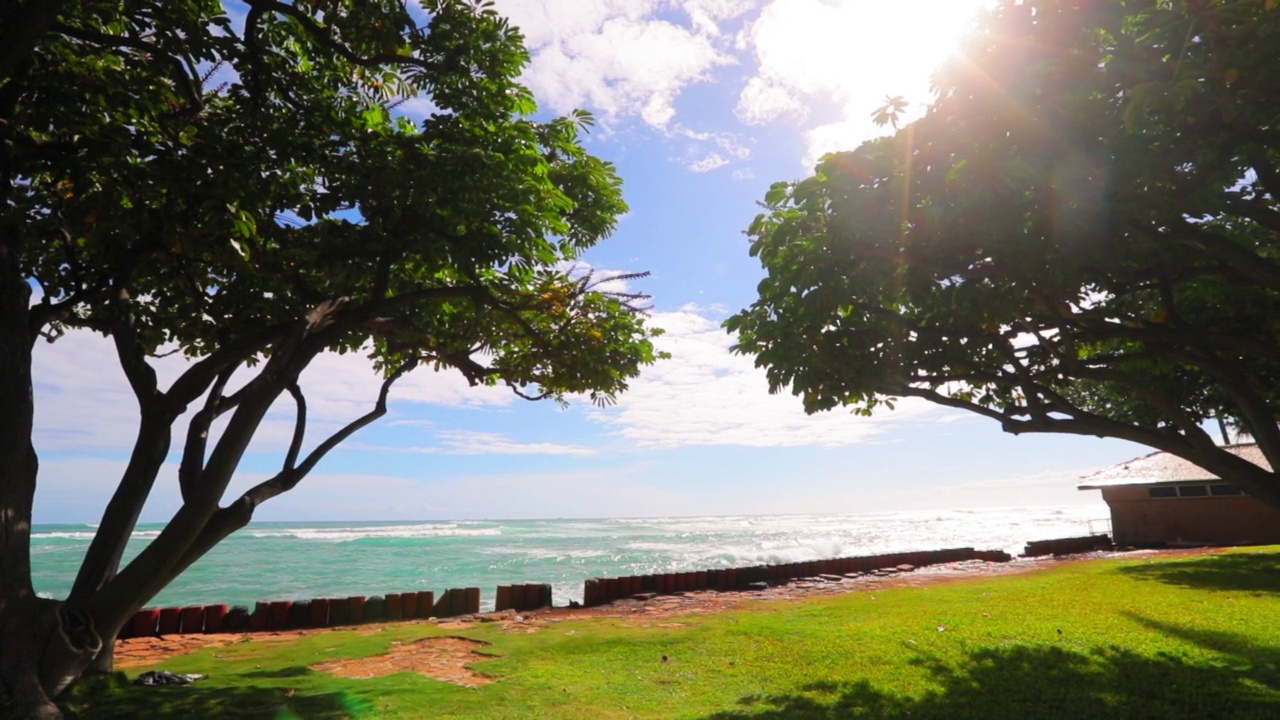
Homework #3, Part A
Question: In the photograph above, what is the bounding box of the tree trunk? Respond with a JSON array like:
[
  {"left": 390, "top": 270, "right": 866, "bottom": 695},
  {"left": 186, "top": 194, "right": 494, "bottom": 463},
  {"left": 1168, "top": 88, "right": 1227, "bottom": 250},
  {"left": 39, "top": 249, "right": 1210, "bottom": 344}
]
[
  {"left": 0, "top": 598, "right": 103, "bottom": 720},
  {"left": 0, "top": 598, "right": 62, "bottom": 720},
  {"left": 0, "top": 239, "right": 64, "bottom": 718}
]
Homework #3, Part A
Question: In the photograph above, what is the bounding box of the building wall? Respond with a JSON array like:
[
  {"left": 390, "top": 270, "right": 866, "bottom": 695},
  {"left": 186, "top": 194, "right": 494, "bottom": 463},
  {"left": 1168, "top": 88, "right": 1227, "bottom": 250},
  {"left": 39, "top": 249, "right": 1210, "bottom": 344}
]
[{"left": 1101, "top": 486, "right": 1280, "bottom": 546}]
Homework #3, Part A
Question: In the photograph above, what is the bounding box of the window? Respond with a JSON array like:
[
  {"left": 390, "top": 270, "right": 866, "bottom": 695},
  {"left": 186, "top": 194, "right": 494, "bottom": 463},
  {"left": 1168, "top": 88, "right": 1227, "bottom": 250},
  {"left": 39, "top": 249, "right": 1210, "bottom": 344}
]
[
  {"left": 1178, "top": 485, "right": 1209, "bottom": 497},
  {"left": 1210, "top": 484, "right": 1244, "bottom": 496},
  {"left": 1148, "top": 486, "right": 1177, "bottom": 498}
]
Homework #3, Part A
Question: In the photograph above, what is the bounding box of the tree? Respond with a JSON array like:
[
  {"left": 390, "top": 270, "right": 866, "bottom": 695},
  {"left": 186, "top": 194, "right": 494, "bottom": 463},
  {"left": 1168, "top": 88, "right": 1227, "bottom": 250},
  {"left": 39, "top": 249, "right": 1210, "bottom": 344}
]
[
  {"left": 729, "top": 1, "right": 1280, "bottom": 505},
  {"left": 0, "top": 1, "right": 661, "bottom": 716}
]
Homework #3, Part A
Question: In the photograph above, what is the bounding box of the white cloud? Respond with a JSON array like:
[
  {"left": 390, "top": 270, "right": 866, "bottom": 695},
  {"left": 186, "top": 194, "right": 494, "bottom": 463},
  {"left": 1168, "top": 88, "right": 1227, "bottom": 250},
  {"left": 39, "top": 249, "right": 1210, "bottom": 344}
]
[
  {"left": 394, "top": 96, "right": 442, "bottom": 121},
  {"left": 802, "top": 114, "right": 877, "bottom": 171},
  {"left": 30, "top": 330, "right": 516, "bottom": 455},
  {"left": 679, "top": 126, "right": 751, "bottom": 156},
  {"left": 495, "top": 1, "right": 733, "bottom": 128},
  {"left": 681, "top": 0, "right": 755, "bottom": 36},
  {"left": 588, "top": 307, "right": 951, "bottom": 448},
  {"left": 736, "top": 75, "right": 804, "bottom": 124},
  {"left": 674, "top": 126, "right": 751, "bottom": 172},
  {"left": 353, "top": 430, "right": 596, "bottom": 457},
  {"left": 688, "top": 152, "right": 729, "bottom": 172}
]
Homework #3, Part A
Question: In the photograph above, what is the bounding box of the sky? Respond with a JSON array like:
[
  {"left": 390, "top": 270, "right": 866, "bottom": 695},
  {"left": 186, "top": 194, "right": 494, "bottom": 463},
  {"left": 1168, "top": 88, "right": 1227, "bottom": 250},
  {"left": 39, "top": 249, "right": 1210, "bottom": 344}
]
[{"left": 30, "top": 0, "right": 1142, "bottom": 524}]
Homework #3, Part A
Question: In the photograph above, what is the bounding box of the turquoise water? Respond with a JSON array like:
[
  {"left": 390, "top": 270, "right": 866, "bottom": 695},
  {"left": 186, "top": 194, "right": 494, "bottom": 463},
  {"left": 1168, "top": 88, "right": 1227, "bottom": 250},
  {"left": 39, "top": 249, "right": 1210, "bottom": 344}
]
[{"left": 32, "top": 506, "right": 1105, "bottom": 611}]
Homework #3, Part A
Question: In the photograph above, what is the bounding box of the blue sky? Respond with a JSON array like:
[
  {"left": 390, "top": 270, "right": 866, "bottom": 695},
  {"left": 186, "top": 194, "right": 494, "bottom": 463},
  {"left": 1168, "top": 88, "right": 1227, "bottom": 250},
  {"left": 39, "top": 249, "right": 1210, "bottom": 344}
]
[{"left": 31, "top": 0, "right": 1140, "bottom": 524}]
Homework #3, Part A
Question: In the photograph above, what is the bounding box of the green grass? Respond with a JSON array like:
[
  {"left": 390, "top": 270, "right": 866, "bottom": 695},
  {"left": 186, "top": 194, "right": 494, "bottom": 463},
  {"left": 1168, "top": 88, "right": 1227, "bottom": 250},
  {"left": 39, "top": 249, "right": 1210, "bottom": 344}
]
[{"left": 64, "top": 548, "right": 1280, "bottom": 719}]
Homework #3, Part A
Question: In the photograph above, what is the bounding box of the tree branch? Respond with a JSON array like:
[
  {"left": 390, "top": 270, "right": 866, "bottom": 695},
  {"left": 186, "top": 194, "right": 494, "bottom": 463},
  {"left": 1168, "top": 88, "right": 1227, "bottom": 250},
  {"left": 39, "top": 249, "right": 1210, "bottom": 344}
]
[
  {"left": 245, "top": 356, "right": 418, "bottom": 506},
  {"left": 162, "top": 322, "right": 292, "bottom": 409},
  {"left": 50, "top": 21, "right": 203, "bottom": 111},
  {"left": 167, "top": 357, "right": 419, "bottom": 579},
  {"left": 282, "top": 383, "right": 305, "bottom": 472},
  {"left": 110, "top": 286, "right": 159, "bottom": 404},
  {"left": 177, "top": 366, "right": 235, "bottom": 504},
  {"left": 243, "top": 0, "right": 437, "bottom": 73}
]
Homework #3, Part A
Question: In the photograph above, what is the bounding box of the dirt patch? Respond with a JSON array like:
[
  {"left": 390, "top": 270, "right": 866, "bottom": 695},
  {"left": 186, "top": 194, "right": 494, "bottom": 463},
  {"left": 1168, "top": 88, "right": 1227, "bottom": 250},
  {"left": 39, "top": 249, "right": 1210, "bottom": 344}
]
[
  {"left": 113, "top": 547, "right": 1222, "bottom": 684},
  {"left": 113, "top": 630, "right": 317, "bottom": 668},
  {"left": 311, "top": 636, "right": 494, "bottom": 686}
]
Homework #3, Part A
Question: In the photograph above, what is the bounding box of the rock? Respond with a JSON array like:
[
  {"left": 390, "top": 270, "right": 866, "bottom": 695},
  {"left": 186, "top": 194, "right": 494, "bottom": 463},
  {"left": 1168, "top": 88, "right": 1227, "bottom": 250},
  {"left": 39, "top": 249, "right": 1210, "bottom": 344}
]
[
  {"left": 896, "top": 564, "right": 915, "bottom": 572},
  {"left": 819, "top": 574, "right": 845, "bottom": 582},
  {"left": 633, "top": 593, "right": 658, "bottom": 601},
  {"left": 746, "top": 581, "right": 770, "bottom": 591}
]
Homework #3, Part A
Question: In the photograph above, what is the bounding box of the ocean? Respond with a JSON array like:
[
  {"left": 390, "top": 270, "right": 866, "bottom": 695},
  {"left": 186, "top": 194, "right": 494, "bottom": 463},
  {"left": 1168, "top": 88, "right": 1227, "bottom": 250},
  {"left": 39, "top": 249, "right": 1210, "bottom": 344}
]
[{"left": 32, "top": 505, "right": 1107, "bottom": 612}]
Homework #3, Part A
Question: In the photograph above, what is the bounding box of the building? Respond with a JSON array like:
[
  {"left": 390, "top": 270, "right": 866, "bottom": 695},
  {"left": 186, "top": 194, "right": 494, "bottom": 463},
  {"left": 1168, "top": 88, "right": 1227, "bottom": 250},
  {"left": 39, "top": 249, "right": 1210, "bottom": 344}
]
[{"left": 1078, "top": 444, "right": 1280, "bottom": 547}]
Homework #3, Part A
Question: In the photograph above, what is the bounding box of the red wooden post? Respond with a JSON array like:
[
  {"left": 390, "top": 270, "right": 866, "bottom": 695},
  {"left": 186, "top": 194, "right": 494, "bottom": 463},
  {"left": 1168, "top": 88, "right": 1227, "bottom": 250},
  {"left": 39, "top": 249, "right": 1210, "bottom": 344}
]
[
  {"left": 401, "top": 591, "right": 418, "bottom": 620},
  {"left": 248, "top": 603, "right": 269, "bottom": 632},
  {"left": 181, "top": 606, "right": 206, "bottom": 634},
  {"left": 309, "top": 598, "right": 330, "bottom": 627},
  {"left": 346, "top": 596, "right": 366, "bottom": 624},
  {"left": 132, "top": 608, "right": 161, "bottom": 638},
  {"left": 416, "top": 591, "right": 434, "bottom": 618},
  {"left": 267, "top": 600, "right": 292, "bottom": 630},
  {"left": 158, "top": 607, "right": 183, "bottom": 635},
  {"left": 203, "top": 604, "right": 228, "bottom": 633}
]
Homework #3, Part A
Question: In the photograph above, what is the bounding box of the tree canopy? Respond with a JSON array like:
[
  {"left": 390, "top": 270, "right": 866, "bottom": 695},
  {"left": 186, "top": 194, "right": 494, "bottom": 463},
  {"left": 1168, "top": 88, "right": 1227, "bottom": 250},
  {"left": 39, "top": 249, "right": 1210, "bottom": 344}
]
[
  {"left": 729, "top": 0, "right": 1280, "bottom": 504},
  {"left": 0, "top": 1, "right": 659, "bottom": 716}
]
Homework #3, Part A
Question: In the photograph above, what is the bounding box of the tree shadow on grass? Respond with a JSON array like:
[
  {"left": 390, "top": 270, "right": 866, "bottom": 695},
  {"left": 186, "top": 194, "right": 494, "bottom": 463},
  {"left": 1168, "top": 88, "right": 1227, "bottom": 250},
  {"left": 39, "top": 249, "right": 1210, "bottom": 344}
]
[
  {"left": 61, "top": 671, "right": 371, "bottom": 720},
  {"left": 1115, "top": 552, "right": 1280, "bottom": 595},
  {"left": 241, "top": 666, "right": 315, "bottom": 679},
  {"left": 701, "top": 622, "right": 1280, "bottom": 720}
]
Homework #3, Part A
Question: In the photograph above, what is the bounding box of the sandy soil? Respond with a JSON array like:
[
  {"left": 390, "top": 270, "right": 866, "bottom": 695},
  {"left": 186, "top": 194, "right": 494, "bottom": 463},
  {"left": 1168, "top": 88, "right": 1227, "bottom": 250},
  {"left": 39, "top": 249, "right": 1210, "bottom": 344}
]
[{"left": 112, "top": 548, "right": 1218, "bottom": 687}]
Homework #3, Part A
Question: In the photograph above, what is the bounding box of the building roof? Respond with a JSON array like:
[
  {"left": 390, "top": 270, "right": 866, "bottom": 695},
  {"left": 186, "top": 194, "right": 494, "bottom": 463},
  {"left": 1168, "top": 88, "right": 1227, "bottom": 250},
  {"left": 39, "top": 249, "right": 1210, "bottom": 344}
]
[{"left": 1078, "top": 444, "right": 1271, "bottom": 490}]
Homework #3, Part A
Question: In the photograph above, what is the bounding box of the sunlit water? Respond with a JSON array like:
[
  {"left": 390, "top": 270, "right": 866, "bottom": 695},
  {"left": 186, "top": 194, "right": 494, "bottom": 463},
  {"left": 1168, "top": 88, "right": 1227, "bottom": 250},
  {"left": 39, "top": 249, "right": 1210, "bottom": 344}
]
[{"left": 32, "top": 506, "right": 1106, "bottom": 611}]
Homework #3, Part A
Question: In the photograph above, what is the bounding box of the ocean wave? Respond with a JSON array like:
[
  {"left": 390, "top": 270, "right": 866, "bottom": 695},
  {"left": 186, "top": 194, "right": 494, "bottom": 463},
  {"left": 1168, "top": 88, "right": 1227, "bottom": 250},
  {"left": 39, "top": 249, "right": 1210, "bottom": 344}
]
[
  {"left": 32, "top": 529, "right": 160, "bottom": 540},
  {"left": 245, "top": 524, "right": 502, "bottom": 541}
]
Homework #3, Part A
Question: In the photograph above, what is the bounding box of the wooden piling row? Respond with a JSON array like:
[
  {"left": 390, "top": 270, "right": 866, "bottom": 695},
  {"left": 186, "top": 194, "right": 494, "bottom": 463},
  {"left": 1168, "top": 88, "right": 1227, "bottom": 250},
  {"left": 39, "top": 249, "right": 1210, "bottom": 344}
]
[
  {"left": 113, "top": 545, "right": 1025, "bottom": 638},
  {"left": 1022, "top": 535, "right": 1111, "bottom": 557},
  {"left": 494, "top": 583, "right": 553, "bottom": 612},
  {"left": 580, "top": 546, "right": 1013, "bottom": 607},
  {"left": 118, "top": 587, "right": 455, "bottom": 638}
]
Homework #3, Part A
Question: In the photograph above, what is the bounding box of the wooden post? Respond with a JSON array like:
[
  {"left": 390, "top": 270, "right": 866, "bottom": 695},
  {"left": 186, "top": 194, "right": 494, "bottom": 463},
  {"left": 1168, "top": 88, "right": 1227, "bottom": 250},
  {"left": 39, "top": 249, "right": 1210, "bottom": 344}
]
[
  {"left": 401, "top": 591, "right": 418, "bottom": 620},
  {"left": 309, "top": 598, "right": 331, "bottom": 627},
  {"left": 416, "top": 591, "right": 435, "bottom": 618},
  {"left": 132, "top": 608, "right": 161, "bottom": 638},
  {"left": 346, "top": 596, "right": 366, "bottom": 624},
  {"left": 203, "top": 604, "right": 228, "bottom": 633},
  {"left": 247, "top": 603, "right": 269, "bottom": 632},
  {"left": 329, "top": 597, "right": 349, "bottom": 626},
  {"left": 267, "top": 600, "right": 292, "bottom": 630}
]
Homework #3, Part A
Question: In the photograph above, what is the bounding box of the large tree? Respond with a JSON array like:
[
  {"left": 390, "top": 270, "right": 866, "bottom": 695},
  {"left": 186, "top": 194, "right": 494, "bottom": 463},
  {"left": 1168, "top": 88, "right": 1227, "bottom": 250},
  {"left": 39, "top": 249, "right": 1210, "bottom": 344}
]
[
  {"left": 0, "top": 0, "right": 660, "bottom": 716},
  {"left": 729, "top": 1, "right": 1280, "bottom": 503}
]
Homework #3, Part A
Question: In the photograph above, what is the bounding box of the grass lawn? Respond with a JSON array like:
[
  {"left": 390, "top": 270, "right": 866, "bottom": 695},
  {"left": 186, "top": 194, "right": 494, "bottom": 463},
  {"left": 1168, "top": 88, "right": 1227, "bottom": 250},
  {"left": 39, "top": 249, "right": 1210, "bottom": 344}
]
[{"left": 64, "top": 548, "right": 1280, "bottom": 719}]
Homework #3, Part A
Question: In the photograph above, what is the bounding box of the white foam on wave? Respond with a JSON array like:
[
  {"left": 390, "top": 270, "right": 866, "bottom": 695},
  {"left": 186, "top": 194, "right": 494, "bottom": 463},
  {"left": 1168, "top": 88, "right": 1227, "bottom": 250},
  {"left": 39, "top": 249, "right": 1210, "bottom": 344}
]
[
  {"left": 482, "top": 546, "right": 612, "bottom": 561},
  {"left": 245, "top": 524, "right": 502, "bottom": 541},
  {"left": 33, "top": 529, "right": 160, "bottom": 541}
]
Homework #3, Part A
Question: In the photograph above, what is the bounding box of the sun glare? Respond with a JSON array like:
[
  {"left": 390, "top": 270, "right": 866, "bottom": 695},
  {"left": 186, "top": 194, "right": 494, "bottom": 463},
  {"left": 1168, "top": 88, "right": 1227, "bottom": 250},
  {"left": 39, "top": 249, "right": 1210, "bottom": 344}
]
[{"left": 746, "top": 0, "right": 993, "bottom": 166}]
